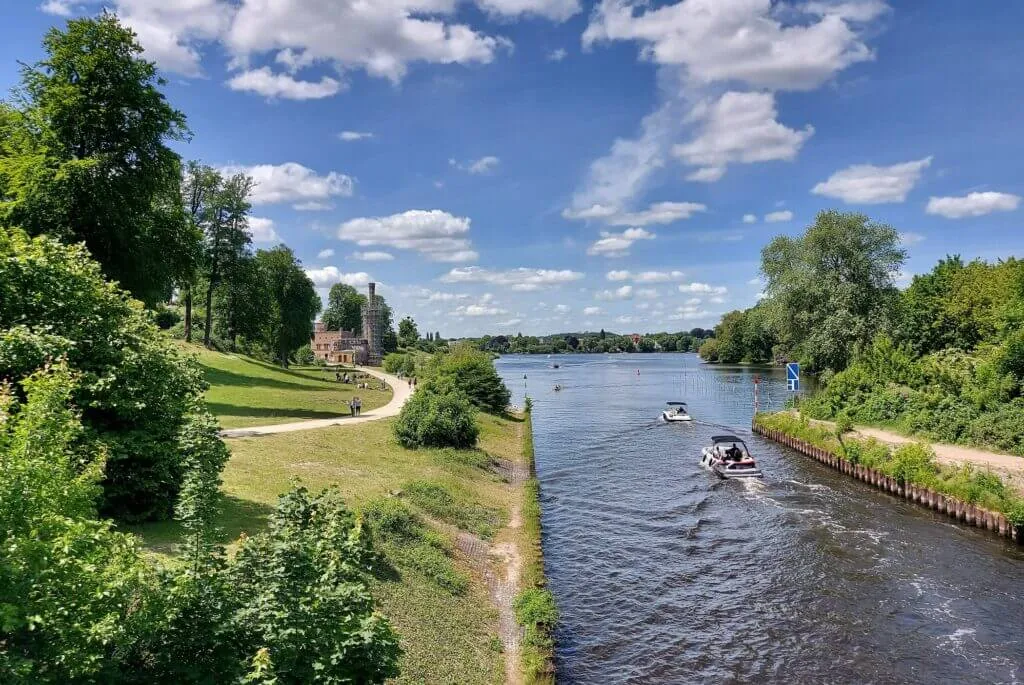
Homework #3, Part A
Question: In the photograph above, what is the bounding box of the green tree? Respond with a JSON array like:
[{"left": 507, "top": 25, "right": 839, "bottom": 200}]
[
  {"left": 255, "top": 246, "right": 320, "bottom": 366},
  {"left": 213, "top": 253, "right": 268, "bottom": 349},
  {"left": 0, "top": 14, "right": 198, "bottom": 305},
  {"left": 202, "top": 173, "right": 254, "bottom": 347},
  {"left": 398, "top": 316, "right": 419, "bottom": 348},
  {"left": 424, "top": 346, "right": 511, "bottom": 413},
  {"left": 394, "top": 384, "right": 479, "bottom": 449},
  {"left": 323, "top": 282, "right": 365, "bottom": 332},
  {"left": 761, "top": 210, "right": 905, "bottom": 372},
  {"left": 181, "top": 161, "right": 222, "bottom": 342}
]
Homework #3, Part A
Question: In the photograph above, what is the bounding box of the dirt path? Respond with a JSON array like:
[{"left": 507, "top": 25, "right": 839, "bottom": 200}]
[
  {"left": 218, "top": 367, "right": 412, "bottom": 438},
  {"left": 809, "top": 417, "right": 1024, "bottom": 493}
]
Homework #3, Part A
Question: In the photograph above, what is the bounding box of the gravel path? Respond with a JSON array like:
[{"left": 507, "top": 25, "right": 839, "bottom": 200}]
[{"left": 218, "top": 367, "right": 413, "bottom": 438}]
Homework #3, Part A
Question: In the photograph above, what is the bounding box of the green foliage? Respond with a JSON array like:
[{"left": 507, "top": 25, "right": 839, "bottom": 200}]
[
  {"left": 402, "top": 480, "right": 503, "bottom": 539},
  {"left": 323, "top": 283, "right": 365, "bottom": 333},
  {"left": 292, "top": 343, "right": 315, "bottom": 366},
  {"left": 424, "top": 345, "right": 511, "bottom": 413},
  {"left": 761, "top": 210, "right": 905, "bottom": 372},
  {"left": 0, "top": 229, "right": 222, "bottom": 521},
  {"left": 514, "top": 587, "right": 558, "bottom": 683},
  {"left": 383, "top": 351, "right": 418, "bottom": 376},
  {"left": 363, "top": 498, "right": 468, "bottom": 595},
  {"left": 398, "top": 316, "right": 419, "bottom": 348},
  {"left": 698, "top": 337, "right": 720, "bottom": 362},
  {"left": 0, "top": 14, "right": 197, "bottom": 306},
  {"left": 394, "top": 385, "right": 480, "bottom": 449},
  {"left": 254, "top": 246, "right": 321, "bottom": 367},
  {"left": 524, "top": 396, "right": 534, "bottom": 412}
]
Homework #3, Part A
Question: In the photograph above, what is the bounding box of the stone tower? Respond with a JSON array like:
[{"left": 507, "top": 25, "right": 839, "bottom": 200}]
[{"left": 361, "top": 282, "right": 383, "bottom": 365}]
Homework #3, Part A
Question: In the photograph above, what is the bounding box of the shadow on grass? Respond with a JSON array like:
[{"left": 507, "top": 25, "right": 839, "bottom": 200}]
[
  {"left": 127, "top": 495, "right": 276, "bottom": 554},
  {"left": 203, "top": 367, "right": 339, "bottom": 391},
  {"left": 207, "top": 402, "right": 349, "bottom": 421}
]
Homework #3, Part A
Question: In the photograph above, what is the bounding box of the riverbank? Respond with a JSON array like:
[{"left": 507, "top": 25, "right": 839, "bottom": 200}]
[{"left": 754, "top": 412, "right": 1024, "bottom": 542}]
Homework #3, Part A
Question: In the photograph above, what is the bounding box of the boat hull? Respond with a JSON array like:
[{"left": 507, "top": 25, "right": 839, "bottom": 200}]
[{"left": 663, "top": 411, "right": 693, "bottom": 422}]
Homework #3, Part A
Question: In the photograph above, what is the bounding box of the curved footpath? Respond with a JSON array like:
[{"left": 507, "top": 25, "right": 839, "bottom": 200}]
[{"left": 219, "top": 366, "right": 413, "bottom": 438}]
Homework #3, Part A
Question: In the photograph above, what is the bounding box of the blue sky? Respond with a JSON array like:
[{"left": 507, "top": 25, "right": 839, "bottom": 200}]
[{"left": 2, "top": 1, "right": 1023, "bottom": 337}]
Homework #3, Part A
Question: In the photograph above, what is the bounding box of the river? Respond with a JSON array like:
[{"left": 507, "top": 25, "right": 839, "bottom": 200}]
[{"left": 496, "top": 353, "right": 1024, "bottom": 684}]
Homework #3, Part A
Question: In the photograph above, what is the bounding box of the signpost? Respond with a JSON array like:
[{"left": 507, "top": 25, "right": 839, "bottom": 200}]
[{"left": 786, "top": 362, "right": 800, "bottom": 392}]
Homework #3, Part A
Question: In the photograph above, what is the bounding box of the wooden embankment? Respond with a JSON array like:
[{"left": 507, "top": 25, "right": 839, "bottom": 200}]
[{"left": 752, "top": 422, "right": 1021, "bottom": 544}]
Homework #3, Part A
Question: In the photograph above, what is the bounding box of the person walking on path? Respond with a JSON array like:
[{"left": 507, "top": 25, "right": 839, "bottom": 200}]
[
  {"left": 348, "top": 399, "right": 355, "bottom": 416},
  {"left": 354, "top": 396, "right": 362, "bottom": 416}
]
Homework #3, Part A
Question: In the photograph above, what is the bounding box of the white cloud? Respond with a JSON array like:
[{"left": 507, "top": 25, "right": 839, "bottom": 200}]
[
  {"left": 634, "top": 270, "right": 683, "bottom": 283},
  {"left": 596, "top": 285, "right": 634, "bottom": 301},
  {"left": 743, "top": 214, "right": 757, "bottom": 224},
  {"left": 583, "top": 306, "right": 603, "bottom": 315},
  {"left": 339, "top": 130, "right": 374, "bottom": 142},
  {"left": 226, "top": 67, "right": 342, "bottom": 100},
  {"left": 607, "top": 201, "right": 706, "bottom": 226},
  {"left": 583, "top": 0, "right": 881, "bottom": 91},
  {"left": 40, "top": 0, "right": 73, "bottom": 16},
  {"left": 898, "top": 232, "right": 925, "bottom": 246},
  {"left": 547, "top": 48, "right": 568, "bottom": 61},
  {"left": 294, "top": 201, "right": 334, "bottom": 211},
  {"left": 636, "top": 287, "right": 659, "bottom": 299},
  {"left": 338, "top": 210, "right": 477, "bottom": 262},
  {"left": 586, "top": 227, "right": 656, "bottom": 257},
  {"left": 476, "top": 0, "right": 580, "bottom": 21},
  {"left": 304, "top": 267, "right": 370, "bottom": 288},
  {"left": 673, "top": 92, "right": 813, "bottom": 182},
  {"left": 450, "top": 156, "right": 501, "bottom": 174},
  {"left": 607, "top": 270, "right": 631, "bottom": 281},
  {"left": 554, "top": 304, "right": 571, "bottom": 313},
  {"left": 615, "top": 315, "right": 636, "bottom": 325},
  {"left": 452, "top": 304, "right": 507, "bottom": 317},
  {"left": 225, "top": 0, "right": 509, "bottom": 84},
  {"left": 765, "top": 210, "right": 793, "bottom": 223},
  {"left": 812, "top": 157, "right": 932, "bottom": 204},
  {"left": 248, "top": 216, "right": 280, "bottom": 243},
  {"left": 317, "top": 248, "right": 334, "bottom": 259},
  {"left": 220, "top": 162, "right": 353, "bottom": 208},
  {"left": 441, "top": 266, "right": 583, "bottom": 291},
  {"left": 352, "top": 251, "right": 395, "bottom": 261},
  {"left": 925, "top": 192, "right": 1021, "bottom": 219},
  {"left": 496, "top": 318, "right": 523, "bottom": 327},
  {"left": 679, "top": 282, "right": 727, "bottom": 295},
  {"left": 685, "top": 297, "right": 702, "bottom": 305}
]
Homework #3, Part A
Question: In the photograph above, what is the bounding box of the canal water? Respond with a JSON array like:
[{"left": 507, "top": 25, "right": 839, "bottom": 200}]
[{"left": 496, "top": 353, "right": 1024, "bottom": 684}]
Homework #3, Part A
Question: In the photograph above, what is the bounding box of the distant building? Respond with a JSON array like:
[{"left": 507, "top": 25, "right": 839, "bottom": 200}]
[{"left": 311, "top": 282, "right": 382, "bottom": 366}]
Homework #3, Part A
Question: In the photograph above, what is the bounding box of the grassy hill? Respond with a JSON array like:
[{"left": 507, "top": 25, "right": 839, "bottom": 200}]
[{"left": 181, "top": 343, "right": 391, "bottom": 428}]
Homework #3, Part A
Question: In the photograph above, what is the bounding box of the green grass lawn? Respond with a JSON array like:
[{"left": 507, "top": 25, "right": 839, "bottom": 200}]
[
  {"left": 180, "top": 343, "right": 392, "bottom": 428},
  {"left": 133, "top": 411, "right": 526, "bottom": 684}
]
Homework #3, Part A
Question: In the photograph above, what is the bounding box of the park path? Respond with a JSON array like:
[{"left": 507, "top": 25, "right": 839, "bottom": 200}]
[
  {"left": 219, "top": 367, "right": 413, "bottom": 438},
  {"left": 808, "top": 417, "right": 1024, "bottom": 493}
]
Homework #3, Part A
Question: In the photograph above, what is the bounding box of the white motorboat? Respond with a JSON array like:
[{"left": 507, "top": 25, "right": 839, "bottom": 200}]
[
  {"left": 662, "top": 401, "right": 693, "bottom": 422},
  {"left": 700, "top": 435, "right": 763, "bottom": 479}
]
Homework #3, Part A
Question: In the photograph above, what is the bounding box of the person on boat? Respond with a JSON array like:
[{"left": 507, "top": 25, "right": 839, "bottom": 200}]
[{"left": 726, "top": 443, "right": 742, "bottom": 461}]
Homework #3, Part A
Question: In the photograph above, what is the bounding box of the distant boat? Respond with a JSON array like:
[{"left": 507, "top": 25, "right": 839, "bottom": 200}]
[
  {"left": 662, "top": 401, "right": 692, "bottom": 423},
  {"left": 552, "top": 363, "right": 560, "bottom": 369},
  {"left": 700, "top": 435, "right": 763, "bottom": 479},
  {"left": 553, "top": 384, "right": 562, "bottom": 392}
]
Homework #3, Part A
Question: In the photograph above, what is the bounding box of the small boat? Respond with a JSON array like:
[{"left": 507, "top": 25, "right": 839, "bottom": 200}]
[
  {"left": 553, "top": 384, "right": 562, "bottom": 392},
  {"left": 700, "top": 435, "right": 763, "bottom": 479},
  {"left": 552, "top": 363, "right": 560, "bottom": 369},
  {"left": 662, "top": 401, "right": 693, "bottom": 422}
]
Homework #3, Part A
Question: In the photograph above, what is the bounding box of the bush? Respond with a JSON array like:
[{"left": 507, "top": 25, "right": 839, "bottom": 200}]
[
  {"left": 154, "top": 305, "right": 181, "bottom": 329},
  {"left": 394, "top": 386, "right": 479, "bottom": 449},
  {"left": 424, "top": 346, "right": 510, "bottom": 413},
  {"left": 0, "top": 229, "right": 225, "bottom": 521},
  {"left": 698, "top": 337, "right": 720, "bottom": 362},
  {"left": 293, "top": 343, "right": 315, "bottom": 365}
]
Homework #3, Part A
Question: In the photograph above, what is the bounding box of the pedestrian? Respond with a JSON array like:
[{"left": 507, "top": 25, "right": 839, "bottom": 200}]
[
  {"left": 355, "top": 397, "right": 362, "bottom": 416},
  {"left": 348, "top": 399, "right": 355, "bottom": 416}
]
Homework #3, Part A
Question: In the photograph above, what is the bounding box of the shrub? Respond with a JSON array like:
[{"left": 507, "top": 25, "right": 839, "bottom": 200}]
[
  {"left": 424, "top": 346, "right": 510, "bottom": 413},
  {"left": 0, "top": 229, "right": 224, "bottom": 521},
  {"left": 394, "top": 386, "right": 479, "bottom": 449},
  {"left": 292, "top": 343, "right": 315, "bottom": 365},
  {"left": 154, "top": 305, "right": 181, "bottom": 330}
]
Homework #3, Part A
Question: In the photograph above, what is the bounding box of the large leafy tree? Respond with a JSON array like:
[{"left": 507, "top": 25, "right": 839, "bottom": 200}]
[
  {"left": 0, "top": 14, "right": 198, "bottom": 306},
  {"left": 323, "top": 282, "right": 365, "bottom": 332},
  {"left": 761, "top": 210, "right": 906, "bottom": 372},
  {"left": 398, "top": 316, "right": 419, "bottom": 347},
  {"left": 181, "top": 161, "right": 222, "bottom": 341},
  {"left": 256, "top": 246, "right": 321, "bottom": 366},
  {"left": 213, "top": 253, "right": 269, "bottom": 349},
  {"left": 202, "top": 173, "right": 254, "bottom": 347}
]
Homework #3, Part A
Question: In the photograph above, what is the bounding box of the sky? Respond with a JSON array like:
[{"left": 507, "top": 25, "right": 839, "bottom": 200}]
[{"left": 2, "top": 0, "right": 1023, "bottom": 338}]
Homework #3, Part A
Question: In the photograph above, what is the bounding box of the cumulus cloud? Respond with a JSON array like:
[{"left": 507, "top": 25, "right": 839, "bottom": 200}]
[
  {"left": 304, "top": 267, "right": 370, "bottom": 288},
  {"left": 496, "top": 318, "right": 523, "bottom": 327},
  {"left": 606, "top": 270, "right": 631, "bottom": 281},
  {"left": 615, "top": 315, "right": 636, "bottom": 325},
  {"left": 317, "top": 248, "right": 335, "bottom": 259},
  {"left": 450, "top": 156, "right": 501, "bottom": 174},
  {"left": 636, "top": 287, "right": 659, "bottom": 299},
  {"left": 765, "top": 210, "right": 793, "bottom": 223},
  {"left": 925, "top": 192, "right": 1021, "bottom": 219},
  {"left": 547, "top": 47, "right": 568, "bottom": 61},
  {"left": 476, "top": 0, "right": 581, "bottom": 21},
  {"left": 673, "top": 92, "right": 814, "bottom": 182},
  {"left": 743, "top": 214, "right": 758, "bottom": 224},
  {"left": 812, "top": 157, "right": 932, "bottom": 204},
  {"left": 226, "top": 67, "right": 342, "bottom": 99},
  {"left": 668, "top": 303, "right": 711, "bottom": 321},
  {"left": 441, "top": 266, "right": 583, "bottom": 291},
  {"left": 582, "top": 0, "right": 881, "bottom": 91},
  {"left": 583, "top": 306, "right": 603, "bottom": 315},
  {"left": 338, "top": 130, "right": 374, "bottom": 141},
  {"left": 220, "top": 162, "right": 353, "bottom": 208},
  {"left": 564, "top": 200, "right": 704, "bottom": 226},
  {"left": 586, "top": 228, "right": 655, "bottom": 257},
  {"left": 452, "top": 304, "right": 508, "bottom": 317},
  {"left": 338, "top": 210, "right": 477, "bottom": 262},
  {"left": 605, "top": 270, "right": 684, "bottom": 282},
  {"left": 352, "top": 251, "right": 395, "bottom": 261},
  {"left": 898, "top": 232, "right": 925, "bottom": 246},
  {"left": 248, "top": 216, "right": 280, "bottom": 243},
  {"left": 595, "top": 285, "right": 634, "bottom": 300},
  {"left": 554, "top": 304, "right": 571, "bottom": 313},
  {"left": 679, "top": 282, "right": 727, "bottom": 295}
]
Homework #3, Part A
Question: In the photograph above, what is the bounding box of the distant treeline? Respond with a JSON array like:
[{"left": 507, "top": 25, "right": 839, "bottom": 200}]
[{"left": 461, "top": 329, "right": 714, "bottom": 355}]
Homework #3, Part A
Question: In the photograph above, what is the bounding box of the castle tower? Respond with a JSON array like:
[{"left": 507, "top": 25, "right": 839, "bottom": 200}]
[{"left": 361, "top": 282, "right": 383, "bottom": 365}]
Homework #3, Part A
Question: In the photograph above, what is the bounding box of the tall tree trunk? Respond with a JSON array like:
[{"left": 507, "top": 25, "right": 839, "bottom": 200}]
[
  {"left": 204, "top": 281, "right": 214, "bottom": 348},
  {"left": 184, "top": 284, "right": 193, "bottom": 343}
]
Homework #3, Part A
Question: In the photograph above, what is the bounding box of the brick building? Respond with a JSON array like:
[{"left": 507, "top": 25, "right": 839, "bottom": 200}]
[{"left": 311, "top": 322, "right": 368, "bottom": 365}]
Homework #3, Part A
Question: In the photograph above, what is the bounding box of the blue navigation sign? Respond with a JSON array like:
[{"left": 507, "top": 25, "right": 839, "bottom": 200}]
[{"left": 786, "top": 362, "right": 800, "bottom": 392}]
